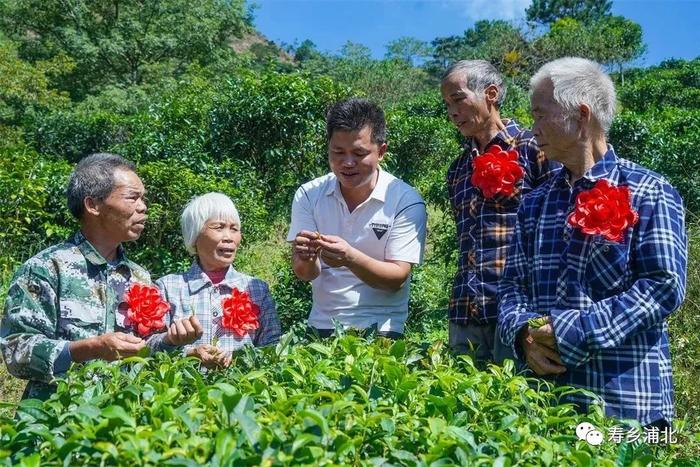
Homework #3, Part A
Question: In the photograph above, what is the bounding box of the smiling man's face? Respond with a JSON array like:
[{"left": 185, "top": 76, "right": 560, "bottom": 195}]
[
  {"left": 328, "top": 125, "right": 386, "bottom": 195},
  {"left": 441, "top": 71, "right": 492, "bottom": 139}
]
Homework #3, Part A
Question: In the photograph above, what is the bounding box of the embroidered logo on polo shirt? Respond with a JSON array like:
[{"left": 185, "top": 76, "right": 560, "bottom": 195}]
[{"left": 369, "top": 222, "right": 389, "bottom": 240}]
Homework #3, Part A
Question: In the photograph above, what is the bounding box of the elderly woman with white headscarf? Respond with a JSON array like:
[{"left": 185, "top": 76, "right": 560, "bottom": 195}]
[{"left": 151, "top": 192, "right": 281, "bottom": 368}]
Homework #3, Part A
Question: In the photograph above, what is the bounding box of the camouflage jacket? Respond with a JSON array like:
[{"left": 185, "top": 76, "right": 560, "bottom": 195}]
[{"left": 1, "top": 231, "right": 153, "bottom": 399}]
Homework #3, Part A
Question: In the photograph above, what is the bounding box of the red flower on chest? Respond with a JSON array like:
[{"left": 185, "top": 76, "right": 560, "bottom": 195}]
[
  {"left": 567, "top": 179, "right": 639, "bottom": 242},
  {"left": 221, "top": 288, "right": 260, "bottom": 337},
  {"left": 124, "top": 283, "right": 170, "bottom": 336},
  {"left": 470, "top": 145, "right": 524, "bottom": 199}
]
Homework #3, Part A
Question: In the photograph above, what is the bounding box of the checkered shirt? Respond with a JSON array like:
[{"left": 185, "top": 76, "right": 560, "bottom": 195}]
[
  {"left": 447, "top": 119, "right": 559, "bottom": 324},
  {"left": 497, "top": 147, "right": 688, "bottom": 425},
  {"left": 152, "top": 262, "right": 281, "bottom": 355}
]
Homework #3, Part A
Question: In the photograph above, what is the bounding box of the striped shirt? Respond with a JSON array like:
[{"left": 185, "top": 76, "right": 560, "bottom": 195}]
[
  {"left": 151, "top": 262, "right": 281, "bottom": 355},
  {"left": 498, "top": 147, "right": 687, "bottom": 425},
  {"left": 447, "top": 119, "right": 559, "bottom": 324}
]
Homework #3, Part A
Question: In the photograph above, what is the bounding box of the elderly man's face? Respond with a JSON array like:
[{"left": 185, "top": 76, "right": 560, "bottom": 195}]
[
  {"left": 95, "top": 168, "right": 147, "bottom": 243},
  {"left": 328, "top": 125, "right": 386, "bottom": 194},
  {"left": 530, "top": 79, "right": 579, "bottom": 162},
  {"left": 441, "top": 72, "right": 491, "bottom": 139}
]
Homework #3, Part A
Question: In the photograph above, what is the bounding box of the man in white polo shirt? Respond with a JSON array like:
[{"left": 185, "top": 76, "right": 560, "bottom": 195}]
[{"left": 287, "top": 98, "right": 427, "bottom": 338}]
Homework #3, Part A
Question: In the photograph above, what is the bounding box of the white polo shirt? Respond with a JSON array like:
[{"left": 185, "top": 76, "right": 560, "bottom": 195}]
[{"left": 286, "top": 168, "right": 427, "bottom": 333}]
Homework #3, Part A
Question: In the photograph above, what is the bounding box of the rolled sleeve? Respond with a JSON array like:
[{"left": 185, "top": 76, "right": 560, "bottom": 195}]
[{"left": 52, "top": 341, "right": 73, "bottom": 375}]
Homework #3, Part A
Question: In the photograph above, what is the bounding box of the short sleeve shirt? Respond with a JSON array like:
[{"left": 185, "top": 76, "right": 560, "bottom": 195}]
[{"left": 286, "top": 169, "right": 427, "bottom": 333}]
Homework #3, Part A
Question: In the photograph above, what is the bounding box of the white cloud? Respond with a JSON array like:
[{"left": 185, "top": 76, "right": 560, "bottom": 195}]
[{"left": 443, "top": 0, "right": 532, "bottom": 21}]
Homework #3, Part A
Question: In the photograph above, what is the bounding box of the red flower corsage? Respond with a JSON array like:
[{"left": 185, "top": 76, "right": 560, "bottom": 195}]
[
  {"left": 471, "top": 145, "right": 524, "bottom": 198},
  {"left": 567, "top": 179, "right": 639, "bottom": 242},
  {"left": 124, "top": 283, "right": 170, "bottom": 336},
  {"left": 221, "top": 288, "right": 260, "bottom": 337}
]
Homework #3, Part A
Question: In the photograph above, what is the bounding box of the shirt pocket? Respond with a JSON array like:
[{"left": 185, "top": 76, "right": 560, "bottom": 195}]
[
  {"left": 482, "top": 190, "right": 521, "bottom": 212},
  {"left": 584, "top": 239, "right": 630, "bottom": 297}
]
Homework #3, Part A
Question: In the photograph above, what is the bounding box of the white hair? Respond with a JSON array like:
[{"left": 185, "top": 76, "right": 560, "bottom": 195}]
[
  {"left": 442, "top": 59, "right": 507, "bottom": 108},
  {"left": 530, "top": 57, "right": 617, "bottom": 132},
  {"left": 180, "top": 192, "right": 240, "bottom": 255}
]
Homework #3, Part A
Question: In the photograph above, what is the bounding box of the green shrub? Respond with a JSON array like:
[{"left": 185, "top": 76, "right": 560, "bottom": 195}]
[
  {"left": 2, "top": 336, "right": 692, "bottom": 465},
  {"left": 0, "top": 144, "right": 73, "bottom": 274},
  {"left": 609, "top": 109, "right": 700, "bottom": 211},
  {"left": 619, "top": 59, "right": 700, "bottom": 113}
]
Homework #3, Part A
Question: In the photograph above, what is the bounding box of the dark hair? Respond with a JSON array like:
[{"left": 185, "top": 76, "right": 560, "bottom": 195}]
[
  {"left": 326, "top": 98, "right": 386, "bottom": 144},
  {"left": 66, "top": 153, "right": 137, "bottom": 219}
]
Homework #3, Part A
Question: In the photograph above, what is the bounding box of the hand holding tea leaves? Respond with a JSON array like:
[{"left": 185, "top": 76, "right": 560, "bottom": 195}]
[
  {"left": 528, "top": 316, "right": 550, "bottom": 329},
  {"left": 316, "top": 234, "right": 355, "bottom": 268},
  {"left": 293, "top": 229, "right": 322, "bottom": 261},
  {"left": 187, "top": 344, "right": 231, "bottom": 369},
  {"left": 521, "top": 316, "right": 566, "bottom": 376},
  {"left": 94, "top": 332, "right": 146, "bottom": 361}
]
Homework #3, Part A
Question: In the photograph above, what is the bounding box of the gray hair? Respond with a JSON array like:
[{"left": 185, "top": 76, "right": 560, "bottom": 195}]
[
  {"left": 530, "top": 57, "right": 617, "bottom": 132},
  {"left": 66, "top": 152, "right": 137, "bottom": 219},
  {"left": 441, "top": 60, "right": 507, "bottom": 108},
  {"left": 181, "top": 192, "right": 241, "bottom": 255}
]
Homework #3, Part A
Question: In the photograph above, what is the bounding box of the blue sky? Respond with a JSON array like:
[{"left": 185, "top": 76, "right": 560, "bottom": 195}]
[{"left": 251, "top": 0, "right": 699, "bottom": 66}]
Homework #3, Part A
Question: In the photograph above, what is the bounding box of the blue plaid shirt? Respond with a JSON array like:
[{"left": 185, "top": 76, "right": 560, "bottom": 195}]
[
  {"left": 498, "top": 147, "right": 687, "bottom": 425},
  {"left": 447, "top": 119, "right": 559, "bottom": 324},
  {"left": 151, "top": 262, "right": 281, "bottom": 355}
]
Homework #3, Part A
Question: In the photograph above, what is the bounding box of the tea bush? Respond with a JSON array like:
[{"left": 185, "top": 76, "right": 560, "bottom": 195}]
[{"left": 1, "top": 335, "right": 691, "bottom": 465}]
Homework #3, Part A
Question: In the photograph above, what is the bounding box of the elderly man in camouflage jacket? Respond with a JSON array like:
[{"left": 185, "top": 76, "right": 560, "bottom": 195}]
[{"left": 1, "top": 153, "right": 202, "bottom": 400}]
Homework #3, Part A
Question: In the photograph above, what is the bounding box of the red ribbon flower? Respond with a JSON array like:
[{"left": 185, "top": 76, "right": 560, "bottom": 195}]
[
  {"left": 567, "top": 179, "right": 639, "bottom": 242},
  {"left": 471, "top": 145, "right": 524, "bottom": 199},
  {"left": 124, "top": 283, "right": 170, "bottom": 336},
  {"left": 221, "top": 288, "right": 260, "bottom": 337}
]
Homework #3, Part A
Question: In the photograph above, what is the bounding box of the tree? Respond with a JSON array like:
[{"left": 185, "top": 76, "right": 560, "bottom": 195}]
[
  {"left": 340, "top": 41, "right": 372, "bottom": 62},
  {"left": 531, "top": 16, "right": 645, "bottom": 81},
  {"left": 293, "top": 40, "right": 322, "bottom": 63},
  {"left": 526, "top": 0, "right": 612, "bottom": 25},
  {"left": 0, "top": 35, "right": 71, "bottom": 131},
  {"left": 0, "top": 0, "right": 251, "bottom": 98},
  {"left": 425, "top": 20, "right": 530, "bottom": 78},
  {"left": 385, "top": 37, "right": 432, "bottom": 66}
]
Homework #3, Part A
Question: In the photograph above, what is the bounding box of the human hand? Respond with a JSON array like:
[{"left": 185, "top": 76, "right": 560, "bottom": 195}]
[
  {"left": 96, "top": 332, "right": 146, "bottom": 361},
  {"left": 316, "top": 234, "right": 356, "bottom": 268},
  {"left": 187, "top": 344, "right": 231, "bottom": 369},
  {"left": 519, "top": 327, "right": 566, "bottom": 376},
  {"left": 528, "top": 316, "right": 558, "bottom": 350},
  {"left": 293, "top": 230, "right": 322, "bottom": 261},
  {"left": 164, "top": 315, "right": 203, "bottom": 346}
]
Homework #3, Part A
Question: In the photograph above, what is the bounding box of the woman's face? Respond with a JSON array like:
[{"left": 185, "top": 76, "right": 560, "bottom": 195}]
[{"left": 195, "top": 218, "right": 241, "bottom": 271}]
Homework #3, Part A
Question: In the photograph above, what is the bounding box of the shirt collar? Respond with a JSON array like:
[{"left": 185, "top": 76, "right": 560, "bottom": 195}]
[
  {"left": 72, "top": 230, "right": 128, "bottom": 267},
  {"left": 554, "top": 145, "right": 619, "bottom": 188},
  {"left": 582, "top": 145, "right": 618, "bottom": 182},
  {"left": 185, "top": 261, "right": 240, "bottom": 295},
  {"left": 466, "top": 118, "right": 521, "bottom": 154},
  {"left": 325, "top": 168, "right": 389, "bottom": 203}
]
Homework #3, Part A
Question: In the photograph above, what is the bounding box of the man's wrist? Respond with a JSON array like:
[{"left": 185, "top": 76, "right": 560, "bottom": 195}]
[{"left": 69, "top": 335, "right": 103, "bottom": 362}]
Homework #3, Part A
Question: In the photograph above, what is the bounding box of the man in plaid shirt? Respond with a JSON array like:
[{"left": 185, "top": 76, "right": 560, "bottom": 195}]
[
  {"left": 442, "top": 60, "right": 559, "bottom": 364},
  {"left": 498, "top": 57, "right": 687, "bottom": 427}
]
